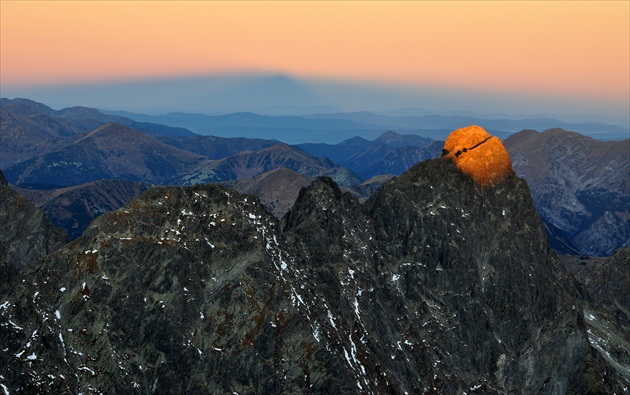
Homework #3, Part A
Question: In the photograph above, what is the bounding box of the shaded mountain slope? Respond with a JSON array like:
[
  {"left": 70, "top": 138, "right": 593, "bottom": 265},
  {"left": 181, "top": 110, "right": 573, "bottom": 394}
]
[
  {"left": 16, "top": 179, "right": 154, "bottom": 239},
  {"left": 4, "top": 123, "right": 206, "bottom": 188},
  {"left": 224, "top": 168, "right": 312, "bottom": 219},
  {"left": 0, "top": 184, "right": 356, "bottom": 393},
  {"left": 173, "top": 143, "right": 362, "bottom": 188},
  {"left": 157, "top": 135, "right": 278, "bottom": 159},
  {"left": 288, "top": 159, "right": 621, "bottom": 393},
  {"left": 504, "top": 128, "right": 630, "bottom": 256}
]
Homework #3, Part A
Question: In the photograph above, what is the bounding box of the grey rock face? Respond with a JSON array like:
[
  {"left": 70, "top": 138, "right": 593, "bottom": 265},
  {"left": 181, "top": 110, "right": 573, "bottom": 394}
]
[
  {"left": 569, "top": 248, "right": 630, "bottom": 383},
  {"left": 0, "top": 160, "right": 626, "bottom": 394}
]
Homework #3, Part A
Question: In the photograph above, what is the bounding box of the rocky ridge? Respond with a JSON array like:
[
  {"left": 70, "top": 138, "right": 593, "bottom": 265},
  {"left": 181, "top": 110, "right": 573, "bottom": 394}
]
[
  {"left": 5, "top": 99, "right": 625, "bottom": 258},
  {"left": 1, "top": 156, "right": 627, "bottom": 393}
]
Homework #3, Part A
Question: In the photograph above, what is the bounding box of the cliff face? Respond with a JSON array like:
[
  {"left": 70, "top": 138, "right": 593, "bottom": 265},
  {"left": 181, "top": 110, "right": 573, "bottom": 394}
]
[
  {"left": 569, "top": 248, "right": 630, "bottom": 383},
  {"left": 0, "top": 159, "right": 626, "bottom": 393},
  {"left": 365, "top": 159, "right": 616, "bottom": 393}
]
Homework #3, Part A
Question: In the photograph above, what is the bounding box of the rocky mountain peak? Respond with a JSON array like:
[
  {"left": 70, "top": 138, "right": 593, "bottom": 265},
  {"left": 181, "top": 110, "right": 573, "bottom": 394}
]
[
  {"left": 442, "top": 125, "right": 513, "bottom": 187},
  {"left": 1, "top": 152, "right": 627, "bottom": 393},
  {"left": 282, "top": 176, "right": 370, "bottom": 266}
]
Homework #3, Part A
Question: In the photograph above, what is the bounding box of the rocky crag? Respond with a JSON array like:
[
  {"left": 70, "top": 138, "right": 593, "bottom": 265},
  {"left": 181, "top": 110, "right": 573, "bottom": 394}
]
[
  {"left": 0, "top": 128, "right": 628, "bottom": 393},
  {"left": 567, "top": 248, "right": 630, "bottom": 384}
]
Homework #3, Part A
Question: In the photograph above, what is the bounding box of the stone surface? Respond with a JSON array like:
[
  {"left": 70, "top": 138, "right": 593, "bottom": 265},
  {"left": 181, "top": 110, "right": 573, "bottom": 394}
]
[
  {"left": 0, "top": 159, "right": 626, "bottom": 394},
  {"left": 443, "top": 125, "right": 513, "bottom": 187},
  {"left": 567, "top": 248, "right": 630, "bottom": 383}
]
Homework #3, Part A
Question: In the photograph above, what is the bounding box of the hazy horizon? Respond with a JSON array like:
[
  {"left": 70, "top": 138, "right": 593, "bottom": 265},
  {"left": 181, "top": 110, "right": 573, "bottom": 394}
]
[
  {"left": 2, "top": 72, "right": 629, "bottom": 125},
  {"left": 1, "top": 2, "right": 628, "bottom": 124}
]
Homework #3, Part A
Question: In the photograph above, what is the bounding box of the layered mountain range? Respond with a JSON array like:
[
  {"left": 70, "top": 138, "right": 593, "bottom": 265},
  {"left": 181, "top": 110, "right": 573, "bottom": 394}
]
[
  {"left": 1, "top": 146, "right": 628, "bottom": 393},
  {"left": 1, "top": 98, "right": 628, "bottom": 257},
  {"left": 0, "top": 99, "right": 439, "bottom": 239}
]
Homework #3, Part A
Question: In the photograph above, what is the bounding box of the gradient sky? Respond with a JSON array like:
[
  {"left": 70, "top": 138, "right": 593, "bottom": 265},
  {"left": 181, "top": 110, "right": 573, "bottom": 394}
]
[{"left": 1, "top": 1, "right": 629, "bottom": 118}]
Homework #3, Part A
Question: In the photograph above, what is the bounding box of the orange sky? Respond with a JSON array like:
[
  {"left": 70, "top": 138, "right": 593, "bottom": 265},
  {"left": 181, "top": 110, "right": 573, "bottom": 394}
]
[{"left": 1, "top": 1, "right": 629, "bottom": 103}]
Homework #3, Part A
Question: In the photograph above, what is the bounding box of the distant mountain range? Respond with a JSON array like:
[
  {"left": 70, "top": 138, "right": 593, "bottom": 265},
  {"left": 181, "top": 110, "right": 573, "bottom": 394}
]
[
  {"left": 298, "top": 131, "right": 443, "bottom": 179},
  {"left": 171, "top": 143, "right": 363, "bottom": 188},
  {"left": 104, "top": 108, "right": 629, "bottom": 143},
  {"left": 0, "top": 98, "right": 193, "bottom": 169},
  {"left": 1, "top": 98, "right": 628, "bottom": 256},
  {"left": 6, "top": 72, "right": 628, "bottom": 128},
  {"left": 3, "top": 123, "right": 206, "bottom": 188}
]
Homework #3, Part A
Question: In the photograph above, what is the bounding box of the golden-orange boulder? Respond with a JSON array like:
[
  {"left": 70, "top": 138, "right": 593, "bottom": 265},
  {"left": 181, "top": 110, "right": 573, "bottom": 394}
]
[{"left": 442, "top": 125, "right": 512, "bottom": 187}]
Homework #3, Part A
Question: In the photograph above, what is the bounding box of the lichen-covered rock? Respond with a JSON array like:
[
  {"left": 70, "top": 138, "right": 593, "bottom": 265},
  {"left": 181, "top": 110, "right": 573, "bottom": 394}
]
[{"left": 443, "top": 125, "right": 513, "bottom": 187}]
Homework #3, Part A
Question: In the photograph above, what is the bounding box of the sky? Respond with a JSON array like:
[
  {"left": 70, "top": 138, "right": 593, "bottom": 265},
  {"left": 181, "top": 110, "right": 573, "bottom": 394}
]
[{"left": 1, "top": 1, "right": 629, "bottom": 119}]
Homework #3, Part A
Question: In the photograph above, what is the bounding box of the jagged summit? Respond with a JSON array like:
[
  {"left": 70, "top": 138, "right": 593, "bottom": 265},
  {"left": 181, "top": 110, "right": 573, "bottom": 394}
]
[
  {"left": 1, "top": 153, "right": 626, "bottom": 393},
  {"left": 442, "top": 125, "right": 513, "bottom": 187}
]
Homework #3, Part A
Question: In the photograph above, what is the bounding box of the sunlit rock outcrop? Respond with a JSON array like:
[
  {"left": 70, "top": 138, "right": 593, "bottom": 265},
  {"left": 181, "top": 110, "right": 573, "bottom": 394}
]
[{"left": 442, "top": 125, "right": 512, "bottom": 187}]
